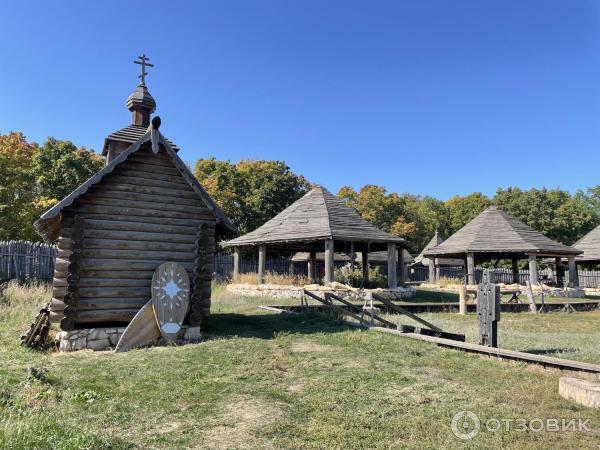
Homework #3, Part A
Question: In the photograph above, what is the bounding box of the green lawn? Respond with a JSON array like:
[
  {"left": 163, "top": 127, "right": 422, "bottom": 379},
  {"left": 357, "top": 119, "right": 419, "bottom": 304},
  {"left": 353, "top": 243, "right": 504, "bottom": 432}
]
[{"left": 1, "top": 282, "right": 600, "bottom": 449}]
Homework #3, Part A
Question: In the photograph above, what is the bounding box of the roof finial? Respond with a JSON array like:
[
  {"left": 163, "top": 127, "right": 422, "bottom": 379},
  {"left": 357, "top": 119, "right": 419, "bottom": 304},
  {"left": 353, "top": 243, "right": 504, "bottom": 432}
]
[{"left": 134, "top": 54, "right": 154, "bottom": 86}]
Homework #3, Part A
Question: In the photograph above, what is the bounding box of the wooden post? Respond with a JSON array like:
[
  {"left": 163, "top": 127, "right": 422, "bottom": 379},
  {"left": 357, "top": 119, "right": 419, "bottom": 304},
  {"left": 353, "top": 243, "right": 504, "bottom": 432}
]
[
  {"left": 435, "top": 258, "right": 441, "bottom": 282},
  {"left": 387, "top": 243, "right": 397, "bottom": 288},
  {"left": 477, "top": 270, "right": 500, "bottom": 347},
  {"left": 362, "top": 248, "right": 369, "bottom": 284},
  {"left": 233, "top": 247, "right": 240, "bottom": 282},
  {"left": 350, "top": 242, "right": 356, "bottom": 271},
  {"left": 467, "top": 252, "right": 475, "bottom": 285},
  {"left": 528, "top": 255, "right": 539, "bottom": 286},
  {"left": 257, "top": 245, "right": 266, "bottom": 285},
  {"left": 511, "top": 258, "right": 519, "bottom": 285},
  {"left": 324, "top": 239, "right": 334, "bottom": 285},
  {"left": 308, "top": 251, "right": 316, "bottom": 282},
  {"left": 428, "top": 258, "right": 435, "bottom": 283},
  {"left": 459, "top": 285, "right": 467, "bottom": 315},
  {"left": 568, "top": 256, "right": 579, "bottom": 288},
  {"left": 555, "top": 257, "right": 563, "bottom": 287},
  {"left": 398, "top": 248, "right": 405, "bottom": 284}
]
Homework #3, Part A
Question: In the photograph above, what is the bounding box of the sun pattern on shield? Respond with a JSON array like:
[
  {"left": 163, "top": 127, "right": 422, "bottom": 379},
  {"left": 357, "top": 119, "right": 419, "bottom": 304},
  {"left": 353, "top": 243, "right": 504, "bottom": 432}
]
[{"left": 156, "top": 265, "right": 190, "bottom": 320}]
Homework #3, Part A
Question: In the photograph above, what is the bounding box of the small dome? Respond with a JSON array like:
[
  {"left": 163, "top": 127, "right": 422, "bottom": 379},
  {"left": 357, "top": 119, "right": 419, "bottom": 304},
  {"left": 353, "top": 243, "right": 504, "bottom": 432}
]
[{"left": 126, "top": 84, "right": 156, "bottom": 114}]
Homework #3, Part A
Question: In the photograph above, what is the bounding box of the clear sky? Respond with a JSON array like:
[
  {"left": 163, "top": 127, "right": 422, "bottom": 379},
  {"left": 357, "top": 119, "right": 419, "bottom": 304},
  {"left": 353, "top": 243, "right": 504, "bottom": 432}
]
[{"left": 1, "top": 0, "right": 599, "bottom": 200}]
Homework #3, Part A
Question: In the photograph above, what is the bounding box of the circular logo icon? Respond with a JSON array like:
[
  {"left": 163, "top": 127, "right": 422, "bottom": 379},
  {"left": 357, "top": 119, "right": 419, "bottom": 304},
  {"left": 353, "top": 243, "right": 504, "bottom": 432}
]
[{"left": 451, "top": 410, "right": 481, "bottom": 440}]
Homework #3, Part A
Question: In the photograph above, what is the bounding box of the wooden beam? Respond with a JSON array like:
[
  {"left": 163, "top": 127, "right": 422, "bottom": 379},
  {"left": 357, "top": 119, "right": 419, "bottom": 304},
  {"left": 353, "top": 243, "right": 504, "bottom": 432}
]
[
  {"left": 362, "top": 248, "right": 369, "bottom": 284},
  {"left": 511, "top": 258, "right": 519, "bottom": 284},
  {"left": 528, "top": 254, "right": 540, "bottom": 286},
  {"left": 258, "top": 245, "right": 266, "bottom": 285},
  {"left": 387, "top": 243, "right": 397, "bottom": 288},
  {"left": 324, "top": 239, "right": 334, "bottom": 285},
  {"left": 233, "top": 247, "right": 240, "bottom": 282},
  {"left": 568, "top": 256, "right": 579, "bottom": 288},
  {"left": 467, "top": 252, "right": 475, "bottom": 285},
  {"left": 308, "top": 251, "right": 316, "bottom": 282},
  {"left": 398, "top": 247, "right": 405, "bottom": 284},
  {"left": 428, "top": 258, "right": 435, "bottom": 284}
]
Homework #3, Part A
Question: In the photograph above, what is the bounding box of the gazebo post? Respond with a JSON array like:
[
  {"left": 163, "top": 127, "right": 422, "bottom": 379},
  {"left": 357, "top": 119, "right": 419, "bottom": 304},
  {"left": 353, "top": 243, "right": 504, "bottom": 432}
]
[
  {"left": 466, "top": 252, "right": 475, "bottom": 285},
  {"left": 387, "top": 243, "right": 397, "bottom": 288},
  {"left": 350, "top": 242, "right": 356, "bottom": 271},
  {"left": 233, "top": 247, "right": 240, "bottom": 282},
  {"left": 434, "top": 258, "right": 441, "bottom": 282},
  {"left": 511, "top": 258, "right": 519, "bottom": 285},
  {"left": 308, "top": 251, "right": 316, "bottom": 282},
  {"left": 257, "top": 245, "right": 266, "bottom": 285},
  {"left": 555, "top": 257, "right": 564, "bottom": 287},
  {"left": 528, "top": 255, "right": 539, "bottom": 286},
  {"left": 428, "top": 258, "right": 435, "bottom": 283},
  {"left": 324, "top": 239, "right": 334, "bottom": 285},
  {"left": 398, "top": 247, "right": 405, "bottom": 284},
  {"left": 362, "top": 248, "right": 369, "bottom": 284},
  {"left": 568, "top": 256, "right": 579, "bottom": 288}
]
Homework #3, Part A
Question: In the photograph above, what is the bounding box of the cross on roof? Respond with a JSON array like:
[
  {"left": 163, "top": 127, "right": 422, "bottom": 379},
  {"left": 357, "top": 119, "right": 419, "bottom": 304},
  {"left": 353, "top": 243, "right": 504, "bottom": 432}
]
[{"left": 133, "top": 54, "right": 154, "bottom": 85}]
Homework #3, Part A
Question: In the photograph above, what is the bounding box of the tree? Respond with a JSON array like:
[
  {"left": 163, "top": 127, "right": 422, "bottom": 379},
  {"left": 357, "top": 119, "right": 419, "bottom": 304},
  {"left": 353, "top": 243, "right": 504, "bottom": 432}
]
[
  {"left": 34, "top": 138, "right": 103, "bottom": 203},
  {"left": 0, "top": 132, "right": 40, "bottom": 240},
  {"left": 445, "top": 192, "right": 491, "bottom": 232},
  {"left": 194, "top": 158, "right": 310, "bottom": 234}
]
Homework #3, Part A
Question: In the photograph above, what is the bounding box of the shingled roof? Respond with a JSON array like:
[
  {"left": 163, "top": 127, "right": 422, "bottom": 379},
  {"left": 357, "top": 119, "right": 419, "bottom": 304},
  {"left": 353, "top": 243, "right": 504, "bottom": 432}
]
[
  {"left": 102, "top": 125, "right": 180, "bottom": 154},
  {"left": 414, "top": 231, "right": 464, "bottom": 266},
  {"left": 223, "top": 186, "right": 406, "bottom": 248},
  {"left": 35, "top": 126, "right": 236, "bottom": 242},
  {"left": 424, "top": 206, "right": 581, "bottom": 258},
  {"left": 573, "top": 224, "right": 600, "bottom": 262}
]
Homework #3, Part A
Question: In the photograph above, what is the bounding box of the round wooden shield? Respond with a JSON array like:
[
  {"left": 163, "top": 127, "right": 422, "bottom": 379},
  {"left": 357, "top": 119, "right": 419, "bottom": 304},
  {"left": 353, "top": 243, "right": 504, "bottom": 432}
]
[{"left": 151, "top": 262, "right": 190, "bottom": 342}]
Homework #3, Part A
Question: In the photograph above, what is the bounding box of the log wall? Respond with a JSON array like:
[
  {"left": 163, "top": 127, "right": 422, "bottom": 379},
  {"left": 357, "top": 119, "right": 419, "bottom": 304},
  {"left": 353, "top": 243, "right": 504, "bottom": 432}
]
[{"left": 50, "top": 146, "right": 216, "bottom": 330}]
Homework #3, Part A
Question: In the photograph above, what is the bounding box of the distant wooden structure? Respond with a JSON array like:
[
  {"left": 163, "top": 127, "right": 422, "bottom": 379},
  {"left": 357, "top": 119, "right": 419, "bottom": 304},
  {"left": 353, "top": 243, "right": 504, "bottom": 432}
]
[
  {"left": 423, "top": 206, "right": 582, "bottom": 287},
  {"left": 412, "top": 231, "right": 464, "bottom": 283},
  {"left": 573, "top": 224, "right": 600, "bottom": 265},
  {"left": 222, "top": 186, "right": 408, "bottom": 288},
  {"left": 34, "top": 63, "right": 235, "bottom": 331}
]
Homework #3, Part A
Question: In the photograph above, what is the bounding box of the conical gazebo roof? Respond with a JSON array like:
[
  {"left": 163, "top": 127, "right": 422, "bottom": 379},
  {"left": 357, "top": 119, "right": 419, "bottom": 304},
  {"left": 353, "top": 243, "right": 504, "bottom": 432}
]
[
  {"left": 223, "top": 186, "right": 405, "bottom": 249},
  {"left": 414, "top": 231, "right": 464, "bottom": 266},
  {"left": 424, "top": 206, "right": 581, "bottom": 258},
  {"left": 573, "top": 224, "right": 600, "bottom": 262}
]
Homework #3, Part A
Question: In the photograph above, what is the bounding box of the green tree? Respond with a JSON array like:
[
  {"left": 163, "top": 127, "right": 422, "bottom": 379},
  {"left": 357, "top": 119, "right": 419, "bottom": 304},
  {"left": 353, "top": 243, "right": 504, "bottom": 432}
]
[
  {"left": 194, "top": 158, "right": 310, "bottom": 234},
  {"left": 34, "top": 138, "right": 103, "bottom": 203},
  {"left": 0, "top": 132, "right": 41, "bottom": 240},
  {"left": 445, "top": 192, "right": 491, "bottom": 232}
]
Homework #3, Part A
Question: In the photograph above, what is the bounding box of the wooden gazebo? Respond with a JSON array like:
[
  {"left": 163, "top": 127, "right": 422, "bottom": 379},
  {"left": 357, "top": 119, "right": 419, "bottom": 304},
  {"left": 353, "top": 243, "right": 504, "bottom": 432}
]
[
  {"left": 423, "top": 206, "right": 582, "bottom": 286},
  {"left": 573, "top": 224, "right": 600, "bottom": 265},
  {"left": 222, "top": 186, "right": 408, "bottom": 287}
]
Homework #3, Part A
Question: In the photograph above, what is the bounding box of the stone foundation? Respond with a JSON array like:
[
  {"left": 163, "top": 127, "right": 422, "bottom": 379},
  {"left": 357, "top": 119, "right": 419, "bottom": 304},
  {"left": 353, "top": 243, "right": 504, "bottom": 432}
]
[
  {"left": 57, "top": 325, "right": 202, "bottom": 352},
  {"left": 226, "top": 282, "right": 416, "bottom": 300},
  {"left": 419, "top": 283, "right": 586, "bottom": 298},
  {"left": 559, "top": 377, "right": 600, "bottom": 408}
]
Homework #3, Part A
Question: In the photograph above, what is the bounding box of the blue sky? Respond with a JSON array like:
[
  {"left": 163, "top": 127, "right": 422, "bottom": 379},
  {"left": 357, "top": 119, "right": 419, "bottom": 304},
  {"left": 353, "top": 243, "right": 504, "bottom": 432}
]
[{"left": 1, "top": 1, "right": 599, "bottom": 200}]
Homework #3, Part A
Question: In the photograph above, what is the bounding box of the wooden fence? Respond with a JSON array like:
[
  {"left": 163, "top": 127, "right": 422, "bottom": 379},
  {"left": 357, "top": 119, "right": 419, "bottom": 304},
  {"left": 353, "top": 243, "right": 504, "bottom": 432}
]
[{"left": 0, "top": 241, "right": 57, "bottom": 282}]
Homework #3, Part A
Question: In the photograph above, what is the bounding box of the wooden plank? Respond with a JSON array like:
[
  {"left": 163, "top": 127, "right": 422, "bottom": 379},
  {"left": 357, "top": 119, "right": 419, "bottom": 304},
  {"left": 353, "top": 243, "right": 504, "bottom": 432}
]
[
  {"left": 152, "top": 262, "right": 190, "bottom": 342},
  {"left": 79, "top": 238, "right": 196, "bottom": 253},
  {"left": 79, "top": 248, "right": 196, "bottom": 262},
  {"left": 76, "top": 196, "right": 209, "bottom": 215},
  {"left": 115, "top": 300, "right": 161, "bottom": 353},
  {"left": 104, "top": 174, "right": 193, "bottom": 191},
  {"left": 68, "top": 204, "right": 208, "bottom": 220},
  {"left": 65, "top": 228, "right": 197, "bottom": 244},
  {"left": 76, "top": 309, "right": 139, "bottom": 323},
  {"left": 79, "top": 287, "right": 149, "bottom": 298},
  {"left": 86, "top": 188, "right": 205, "bottom": 208},
  {"left": 73, "top": 259, "right": 195, "bottom": 272},
  {"left": 78, "top": 277, "right": 152, "bottom": 287},
  {"left": 112, "top": 168, "right": 188, "bottom": 184},
  {"left": 371, "top": 293, "right": 442, "bottom": 332},
  {"left": 118, "top": 161, "right": 181, "bottom": 176},
  {"left": 77, "top": 297, "right": 148, "bottom": 310},
  {"left": 63, "top": 214, "right": 211, "bottom": 229},
  {"left": 100, "top": 182, "right": 199, "bottom": 200},
  {"left": 325, "top": 292, "right": 398, "bottom": 329}
]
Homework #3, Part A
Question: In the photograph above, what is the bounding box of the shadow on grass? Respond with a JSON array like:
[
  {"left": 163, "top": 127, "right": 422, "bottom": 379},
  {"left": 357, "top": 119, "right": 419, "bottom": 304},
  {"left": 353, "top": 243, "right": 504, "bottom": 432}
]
[
  {"left": 524, "top": 347, "right": 579, "bottom": 356},
  {"left": 409, "top": 289, "right": 460, "bottom": 303},
  {"left": 201, "top": 311, "right": 353, "bottom": 340}
]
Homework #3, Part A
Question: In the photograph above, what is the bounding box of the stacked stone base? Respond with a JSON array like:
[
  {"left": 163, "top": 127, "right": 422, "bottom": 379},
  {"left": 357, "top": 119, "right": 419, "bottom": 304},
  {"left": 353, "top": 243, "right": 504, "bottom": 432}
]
[
  {"left": 56, "top": 326, "right": 202, "bottom": 352},
  {"left": 420, "top": 283, "right": 586, "bottom": 298},
  {"left": 226, "top": 282, "right": 416, "bottom": 300}
]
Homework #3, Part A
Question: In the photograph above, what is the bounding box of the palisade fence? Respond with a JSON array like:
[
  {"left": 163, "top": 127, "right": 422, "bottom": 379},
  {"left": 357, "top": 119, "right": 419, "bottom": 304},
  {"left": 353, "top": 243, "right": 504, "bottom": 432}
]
[
  {"left": 1, "top": 242, "right": 599, "bottom": 288},
  {"left": 0, "top": 241, "right": 57, "bottom": 282}
]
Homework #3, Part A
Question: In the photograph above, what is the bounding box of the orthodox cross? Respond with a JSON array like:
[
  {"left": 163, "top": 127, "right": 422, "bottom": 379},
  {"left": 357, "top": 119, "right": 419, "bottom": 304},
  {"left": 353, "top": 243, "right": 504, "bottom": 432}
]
[{"left": 134, "top": 54, "right": 154, "bottom": 85}]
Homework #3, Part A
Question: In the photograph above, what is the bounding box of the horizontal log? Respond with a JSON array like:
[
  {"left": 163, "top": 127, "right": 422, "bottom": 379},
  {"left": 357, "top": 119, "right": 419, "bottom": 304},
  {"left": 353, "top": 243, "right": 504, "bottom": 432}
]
[
  {"left": 78, "top": 277, "right": 152, "bottom": 287},
  {"left": 77, "top": 297, "right": 148, "bottom": 311},
  {"left": 79, "top": 270, "right": 156, "bottom": 279},
  {"left": 53, "top": 277, "right": 68, "bottom": 287},
  {"left": 80, "top": 238, "right": 196, "bottom": 253},
  {"left": 97, "top": 182, "right": 199, "bottom": 200},
  {"left": 62, "top": 213, "right": 213, "bottom": 228},
  {"left": 111, "top": 169, "right": 189, "bottom": 185},
  {"left": 104, "top": 174, "right": 192, "bottom": 191},
  {"left": 49, "top": 311, "right": 65, "bottom": 323},
  {"left": 64, "top": 228, "right": 198, "bottom": 244},
  {"left": 85, "top": 188, "right": 204, "bottom": 208},
  {"left": 53, "top": 286, "right": 66, "bottom": 298},
  {"left": 79, "top": 287, "right": 149, "bottom": 299},
  {"left": 76, "top": 196, "right": 209, "bottom": 215},
  {"left": 79, "top": 248, "right": 196, "bottom": 261},
  {"left": 67, "top": 204, "right": 208, "bottom": 220},
  {"left": 76, "top": 309, "right": 138, "bottom": 323},
  {"left": 127, "top": 153, "right": 174, "bottom": 166},
  {"left": 51, "top": 298, "right": 66, "bottom": 311},
  {"left": 118, "top": 161, "right": 180, "bottom": 176},
  {"left": 76, "top": 258, "right": 195, "bottom": 271}
]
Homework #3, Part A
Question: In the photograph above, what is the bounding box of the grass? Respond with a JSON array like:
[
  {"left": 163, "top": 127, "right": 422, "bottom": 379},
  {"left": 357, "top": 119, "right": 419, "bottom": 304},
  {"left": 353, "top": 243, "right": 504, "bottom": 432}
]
[
  {"left": 236, "top": 271, "right": 310, "bottom": 286},
  {"left": 1, "top": 282, "right": 600, "bottom": 449}
]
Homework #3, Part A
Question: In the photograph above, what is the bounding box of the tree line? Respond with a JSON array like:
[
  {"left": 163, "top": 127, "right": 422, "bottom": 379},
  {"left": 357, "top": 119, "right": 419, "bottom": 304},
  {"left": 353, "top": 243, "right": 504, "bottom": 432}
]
[{"left": 2, "top": 132, "right": 599, "bottom": 254}]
